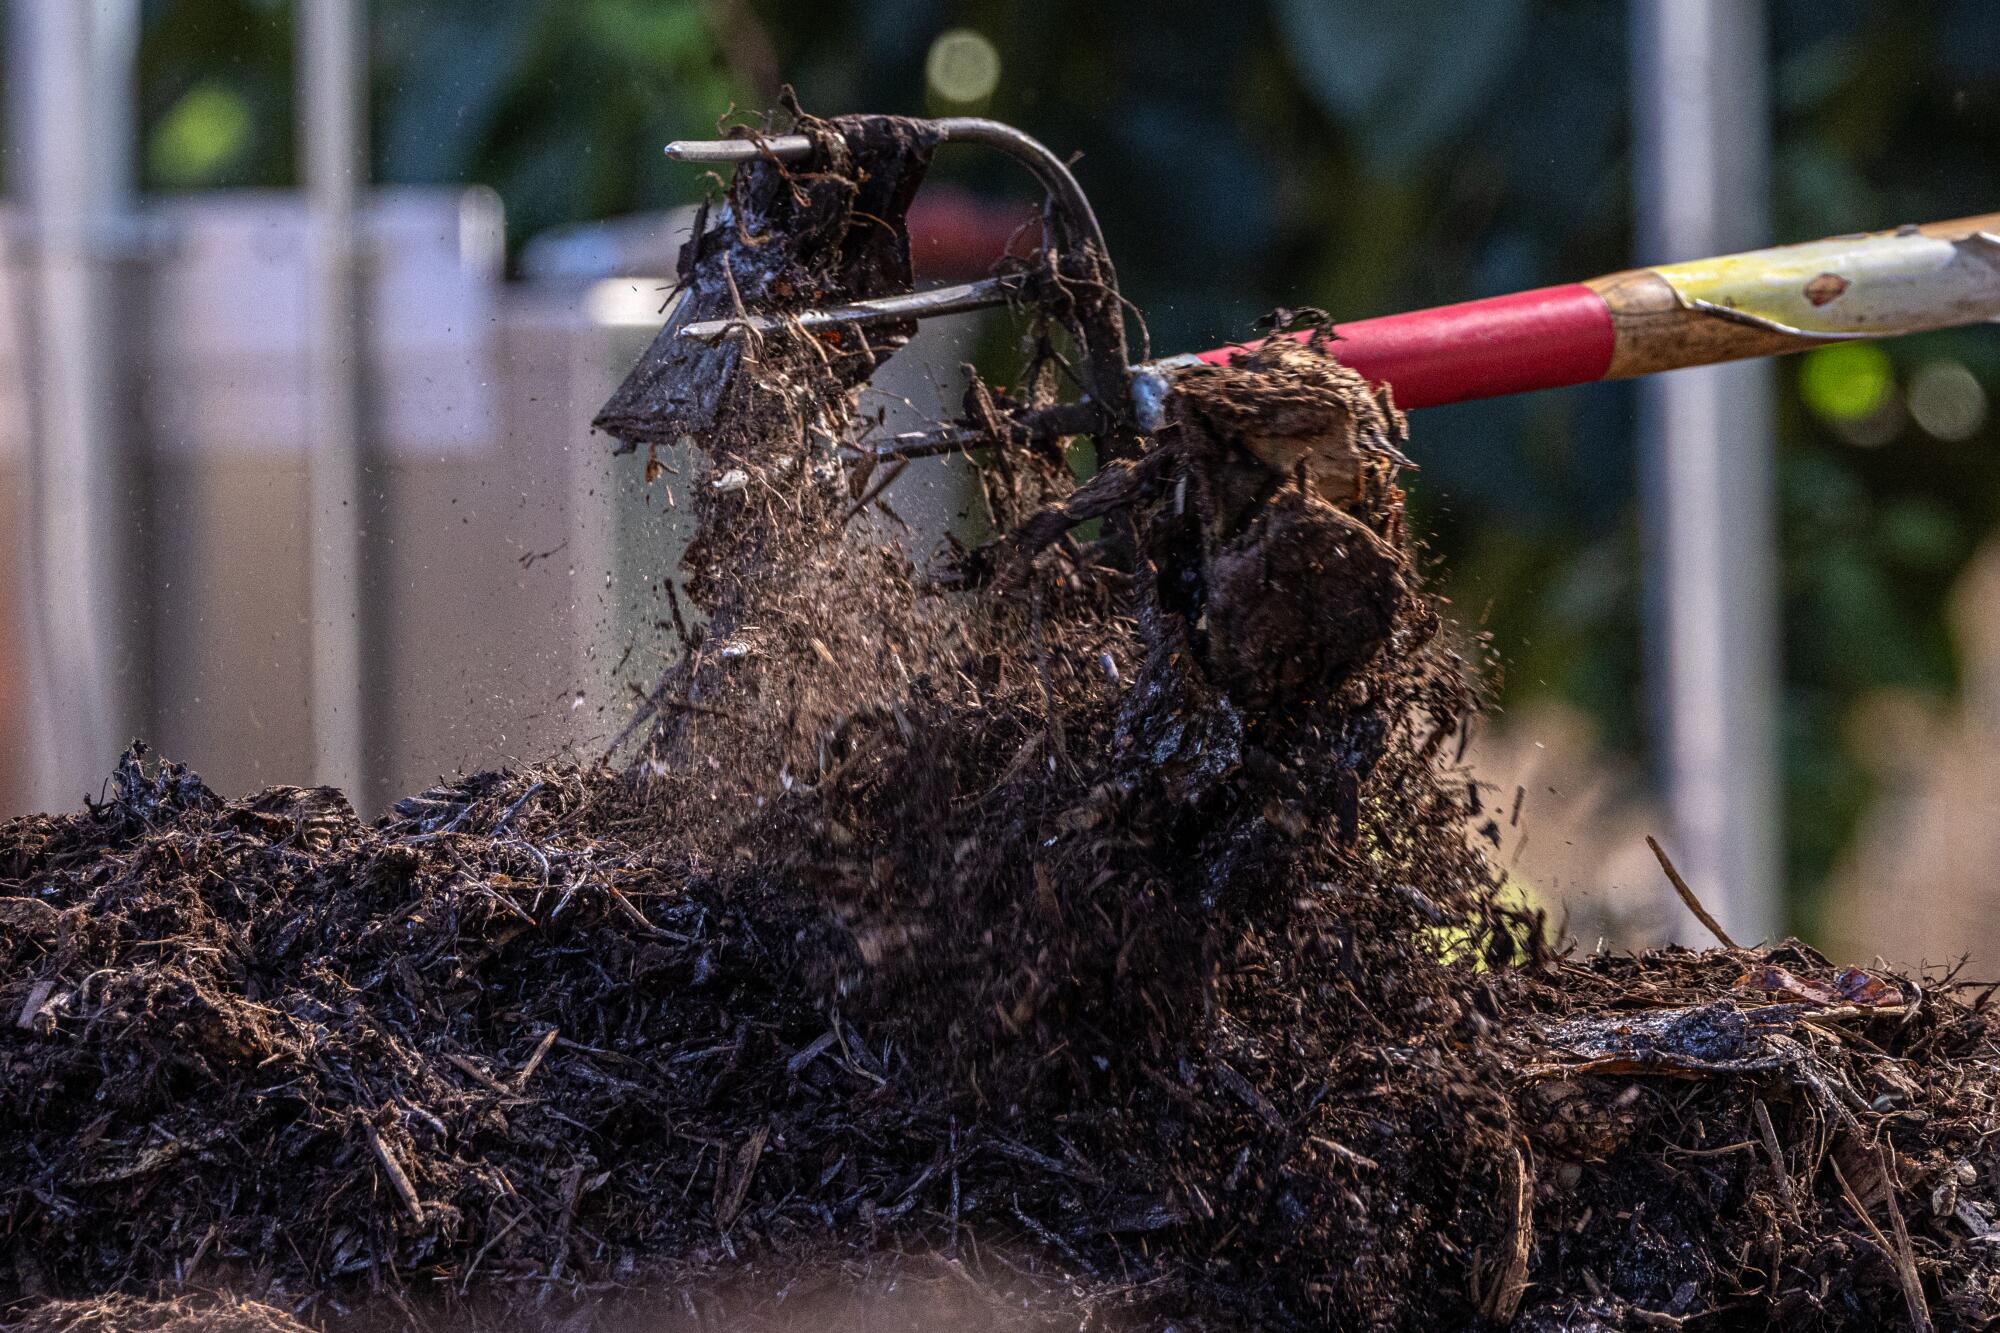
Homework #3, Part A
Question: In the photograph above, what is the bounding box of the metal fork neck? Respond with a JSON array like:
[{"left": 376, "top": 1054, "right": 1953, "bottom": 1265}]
[{"left": 665, "top": 118, "right": 1110, "bottom": 262}]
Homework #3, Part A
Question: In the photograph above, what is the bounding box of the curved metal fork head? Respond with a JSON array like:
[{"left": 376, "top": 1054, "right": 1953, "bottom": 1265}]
[
  {"left": 662, "top": 116, "right": 1115, "bottom": 318},
  {"left": 654, "top": 113, "right": 1137, "bottom": 449}
]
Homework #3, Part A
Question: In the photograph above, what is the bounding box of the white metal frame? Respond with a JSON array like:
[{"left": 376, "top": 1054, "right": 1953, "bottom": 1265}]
[
  {"left": 8, "top": 0, "right": 142, "bottom": 808},
  {"left": 1631, "top": 0, "right": 1782, "bottom": 945}
]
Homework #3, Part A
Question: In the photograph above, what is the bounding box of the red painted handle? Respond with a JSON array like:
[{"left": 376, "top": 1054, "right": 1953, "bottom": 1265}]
[{"left": 1196, "top": 283, "right": 1618, "bottom": 410}]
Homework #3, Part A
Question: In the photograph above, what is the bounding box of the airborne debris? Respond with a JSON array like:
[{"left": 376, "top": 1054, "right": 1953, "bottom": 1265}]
[{"left": 6, "top": 100, "right": 2000, "bottom": 1333}]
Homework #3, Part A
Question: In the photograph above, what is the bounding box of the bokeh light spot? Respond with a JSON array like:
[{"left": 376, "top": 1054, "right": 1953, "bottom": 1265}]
[
  {"left": 926, "top": 29, "right": 1002, "bottom": 106},
  {"left": 1800, "top": 342, "right": 1894, "bottom": 425},
  {"left": 149, "top": 82, "right": 253, "bottom": 188},
  {"left": 1907, "top": 360, "right": 1987, "bottom": 441}
]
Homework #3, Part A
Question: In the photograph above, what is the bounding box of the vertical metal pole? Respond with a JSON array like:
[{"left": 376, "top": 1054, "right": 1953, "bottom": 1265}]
[
  {"left": 9, "top": 0, "right": 141, "bottom": 808},
  {"left": 299, "top": 0, "right": 369, "bottom": 800},
  {"left": 1630, "top": 0, "right": 1781, "bottom": 945}
]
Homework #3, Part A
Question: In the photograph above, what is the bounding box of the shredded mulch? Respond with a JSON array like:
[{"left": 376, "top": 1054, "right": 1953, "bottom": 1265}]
[{"left": 6, "top": 103, "right": 2000, "bottom": 1332}]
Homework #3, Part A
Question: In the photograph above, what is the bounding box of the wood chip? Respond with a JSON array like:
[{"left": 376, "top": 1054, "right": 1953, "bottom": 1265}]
[
  {"left": 445, "top": 1052, "right": 510, "bottom": 1096},
  {"left": 1307, "top": 1135, "right": 1380, "bottom": 1172},
  {"left": 1877, "top": 1144, "right": 1936, "bottom": 1333},
  {"left": 16, "top": 979, "right": 55, "bottom": 1030},
  {"left": 1751, "top": 1098, "right": 1799, "bottom": 1220},
  {"left": 516, "top": 1027, "right": 560, "bottom": 1090},
  {"left": 714, "top": 1125, "right": 769, "bottom": 1230},
  {"left": 785, "top": 1031, "right": 839, "bottom": 1077},
  {"left": 1479, "top": 1141, "right": 1534, "bottom": 1321},
  {"left": 1830, "top": 1147, "right": 1933, "bottom": 1333},
  {"left": 605, "top": 885, "right": 660, "bottom": 933},
  {"left": 364, "top": 1121, "right": 425, "bottom": 1221}
]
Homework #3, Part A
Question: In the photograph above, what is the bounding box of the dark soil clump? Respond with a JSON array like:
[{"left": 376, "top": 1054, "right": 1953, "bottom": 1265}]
[{"left": 6, "top": 108, "right": 2000, "bottom": 1332}]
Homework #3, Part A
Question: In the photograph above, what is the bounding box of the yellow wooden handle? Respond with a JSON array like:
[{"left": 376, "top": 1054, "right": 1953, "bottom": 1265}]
[{"left": 1588, "top": 214, "right": 2000, "bottom": 379}]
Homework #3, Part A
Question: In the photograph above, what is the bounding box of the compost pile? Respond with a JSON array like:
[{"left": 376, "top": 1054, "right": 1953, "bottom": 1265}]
[{"left": 7, "top": 110, "right": 2000, "bottom": 1333}]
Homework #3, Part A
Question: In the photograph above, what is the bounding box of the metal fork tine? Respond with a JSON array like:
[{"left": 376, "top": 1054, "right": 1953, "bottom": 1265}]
[
  {"left": 663, "top": 135, "right": 814, "bottom": 164},
  {"left": 678, "top": 276, "right": 1023, "bottom": 342}
]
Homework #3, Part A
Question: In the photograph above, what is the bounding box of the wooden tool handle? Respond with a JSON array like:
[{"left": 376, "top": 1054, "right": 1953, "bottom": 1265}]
[{"left": 1194, "top": 214, "right": 2000, "bottom": 409}]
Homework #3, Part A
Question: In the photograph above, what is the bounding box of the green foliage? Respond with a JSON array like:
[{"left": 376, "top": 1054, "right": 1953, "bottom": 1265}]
[
  {"left": 1271, "top": 0, "right": 1531, "bottom": 169},
  {"left": 369, "top": 0, "right": 746, "bottom": 245}
]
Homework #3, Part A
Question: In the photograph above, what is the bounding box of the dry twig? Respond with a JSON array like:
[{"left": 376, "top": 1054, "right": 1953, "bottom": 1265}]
[{"left": 1646, "top": 835, "right": 1742, "bottom": 949}]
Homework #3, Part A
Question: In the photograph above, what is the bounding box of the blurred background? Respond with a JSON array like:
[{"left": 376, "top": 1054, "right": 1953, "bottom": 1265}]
[{"left": 3, "top": 0, "right": 1999, "bottom": 970}]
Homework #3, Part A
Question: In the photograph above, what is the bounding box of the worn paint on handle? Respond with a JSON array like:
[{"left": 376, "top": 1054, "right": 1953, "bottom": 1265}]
[
  {"left": 1173, "top": 212, "right": 2000, "bottom": 413},
  {"left": 1649, "top": 216, "right": 2000, "bottom": 339}
]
